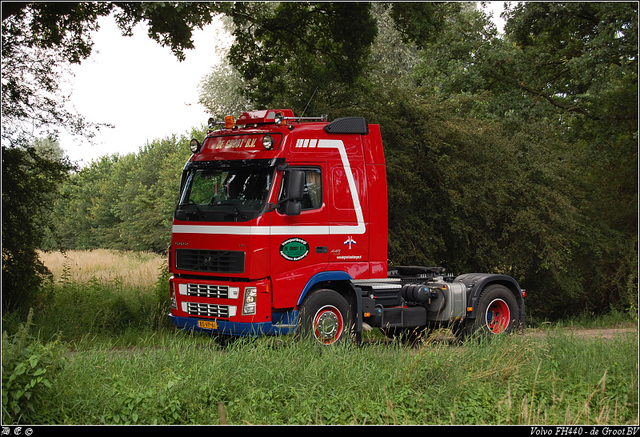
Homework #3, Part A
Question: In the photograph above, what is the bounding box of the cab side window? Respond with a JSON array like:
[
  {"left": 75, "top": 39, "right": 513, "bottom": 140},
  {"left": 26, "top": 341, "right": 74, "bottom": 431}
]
[{"left": 279, "top": 168, "right": 323, "bottom": 212}]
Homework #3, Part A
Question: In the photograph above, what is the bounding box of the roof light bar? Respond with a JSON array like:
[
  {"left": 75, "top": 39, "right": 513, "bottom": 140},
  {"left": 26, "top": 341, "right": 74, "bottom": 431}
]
[
  {"left": 281, "top": 114, "right": 328, "bottom": 122},
  {"left": 208, "top": 117, "right": 225, "bottom": 129},
  {"left": 206, "top": 116, "right": 236, "bottom": 130},
  {"left": 231, "top": 110, "right": 329, "bottom": 127}
]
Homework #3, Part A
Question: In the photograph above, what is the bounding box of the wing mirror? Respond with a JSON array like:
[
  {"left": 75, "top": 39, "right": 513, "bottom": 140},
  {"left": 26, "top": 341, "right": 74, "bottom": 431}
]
[{"left": 271, "top": 169, "right": 305, "bottom": 215}]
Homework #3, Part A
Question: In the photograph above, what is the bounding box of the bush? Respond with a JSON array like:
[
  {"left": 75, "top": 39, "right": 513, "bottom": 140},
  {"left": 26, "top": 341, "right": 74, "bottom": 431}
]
[{"left": 2, "top": 309, "right": 67, "bottom": 424}]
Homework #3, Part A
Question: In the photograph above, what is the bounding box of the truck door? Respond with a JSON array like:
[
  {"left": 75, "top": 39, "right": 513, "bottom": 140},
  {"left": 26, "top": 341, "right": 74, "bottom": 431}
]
[{"left": 270, "top": 164, "right": 329, "bottom": 309}]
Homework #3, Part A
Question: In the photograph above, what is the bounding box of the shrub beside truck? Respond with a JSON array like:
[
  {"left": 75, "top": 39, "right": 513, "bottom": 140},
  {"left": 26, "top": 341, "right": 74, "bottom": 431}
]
[{"left": 168, "top": 110, "right": 525, "bottom": 344}]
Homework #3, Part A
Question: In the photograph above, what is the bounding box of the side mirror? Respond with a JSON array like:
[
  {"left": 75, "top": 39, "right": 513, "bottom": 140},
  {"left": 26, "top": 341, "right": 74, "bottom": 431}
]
[
  {"left": 287, "top": 170, "right": 305, "bottom": 201},
  {"left": 283, "top": 199, "right": 302, "bottom": 216},
  {"left": 283, "top": 169, "right": 305, "bottom": 215},
  {"left": 270, "top": 169, "right": 305, "bottom": 215}
]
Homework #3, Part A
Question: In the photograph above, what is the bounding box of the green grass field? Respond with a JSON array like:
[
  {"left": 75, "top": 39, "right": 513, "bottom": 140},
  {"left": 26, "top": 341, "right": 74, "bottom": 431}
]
[{"left": 2, "top": 251, "right": 637, "bottom": 425}]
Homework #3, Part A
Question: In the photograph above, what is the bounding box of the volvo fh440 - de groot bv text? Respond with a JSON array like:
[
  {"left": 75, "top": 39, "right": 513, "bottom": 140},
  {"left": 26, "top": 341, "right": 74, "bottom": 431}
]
[{"left": 168, "top": 110, "right": 525, "bottom": 344}]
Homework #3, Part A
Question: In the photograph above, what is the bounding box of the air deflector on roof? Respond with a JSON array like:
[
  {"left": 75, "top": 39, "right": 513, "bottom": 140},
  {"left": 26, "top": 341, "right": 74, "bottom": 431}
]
[{"left": 324, "top": 117, "right": 369, "bottom": 135}]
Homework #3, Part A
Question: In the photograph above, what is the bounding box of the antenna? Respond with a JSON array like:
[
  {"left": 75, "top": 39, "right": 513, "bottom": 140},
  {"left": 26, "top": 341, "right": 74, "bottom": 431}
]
[{"left": 301, "top": 87, "right": 318, "bottom": 117}]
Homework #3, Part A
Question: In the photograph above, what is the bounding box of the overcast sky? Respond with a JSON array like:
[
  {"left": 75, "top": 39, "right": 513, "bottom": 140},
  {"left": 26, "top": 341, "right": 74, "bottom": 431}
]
[
  {"left": 58, "top": 15, "right": 229, "bottom": 166},
  {"left": 58, "top": 3, "right": 506, "bottom": 167}
]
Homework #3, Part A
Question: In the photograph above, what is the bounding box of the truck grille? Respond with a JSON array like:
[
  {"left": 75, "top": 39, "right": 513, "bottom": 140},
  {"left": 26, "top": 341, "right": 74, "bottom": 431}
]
[
  {"left": 175, "top": 249, "right": 244, "bottom": 273},
  {"left": 185, "top": 283, "right": 236, "bottom": 299},
  {"left": 184, "top": 302, "right": 236, "bottom": 318}
]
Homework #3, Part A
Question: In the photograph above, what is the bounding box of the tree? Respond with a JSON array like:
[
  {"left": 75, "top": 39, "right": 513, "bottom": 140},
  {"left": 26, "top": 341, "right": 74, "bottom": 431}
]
[
  {"left": 6, "top": 1, "right": 636, "bottom": 320},
  {"left": 2, "top": 140, "right": 74, "bottom": 314},
  {"left": 354, "top": 80, "right": 587, "bottom": 318},
  {"left": 197, "top": 1, "right": 627, "bottom": 318},
  {"left": 411, "top": 2, "right": 638, "bottom": 316},
  {"left": 503, "top": 3, "right": 637, "bottom": 118},
  {"left": 197, "top": 2, "right": 429, "bottom": 118},
  {"left": 113, "top": 133, "right": 196, "bottom": 253},
  {"left": 1, "top": 2, "right": 222, "bottom": 314},
  {"left": 2, "top": 2, "right": 224, "bottom": 145},
  {"left": 1, "top": 3, "right": 110, "bottom": 145},
  {"left": 198, "top": 61, "right": 252, "bottom": 119},
  {"left": 502, "top": 2, "right": 638, "bottom": 315},
  {"left": 48, "top": 130, "right": 198, "bottom": 254},
  {"left": 222, "top": 2, "right": 377, "bottom": 115},
  {"left": 220, "top": 2, "right": 460, "bottom": 115}
]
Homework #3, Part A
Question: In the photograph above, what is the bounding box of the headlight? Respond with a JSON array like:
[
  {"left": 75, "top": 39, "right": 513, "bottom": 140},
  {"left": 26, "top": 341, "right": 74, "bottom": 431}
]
[
  {"left": 242, "top": 287, "right": 257, "bottom": 315},
  {"left": 190, "top": 139, "right": 201, "bottom": 153},
  {"left": 262, "top": 134, "right": 274, "bottom": 150},
  {"left": 169, "top": 282, "right": 177, "bottom": 310}
]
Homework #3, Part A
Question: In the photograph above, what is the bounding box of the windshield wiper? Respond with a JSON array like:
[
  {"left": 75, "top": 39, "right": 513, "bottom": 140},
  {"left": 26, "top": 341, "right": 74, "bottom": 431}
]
[
  {"left": 214, "top": 202, "right": 247, "bottom": 219},
  {"left": 177, "top": 200, "right": 204, "bottom": 219}
]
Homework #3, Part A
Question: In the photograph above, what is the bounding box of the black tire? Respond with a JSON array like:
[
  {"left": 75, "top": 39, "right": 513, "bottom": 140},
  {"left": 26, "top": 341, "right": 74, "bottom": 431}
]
[
  {"left": 298, "top": 289, "right": 353, "bottom": 345},
  {"left": 461, "top": 284, "right": 521, "bottom": 339}
]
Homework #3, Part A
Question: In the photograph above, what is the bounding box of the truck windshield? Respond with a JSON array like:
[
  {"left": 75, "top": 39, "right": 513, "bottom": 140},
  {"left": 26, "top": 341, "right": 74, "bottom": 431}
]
[{"left": 175, "top": 159, "right": 281, "bottom": 222}]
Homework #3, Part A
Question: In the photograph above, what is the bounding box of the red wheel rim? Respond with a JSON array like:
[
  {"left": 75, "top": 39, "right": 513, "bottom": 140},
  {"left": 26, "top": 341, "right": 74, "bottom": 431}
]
[
  {"left": 485, "top": 298, "right": 510, "bottom": 334},
  {"left": 313, "top": 305, "right": 344, "bottom": 344}
]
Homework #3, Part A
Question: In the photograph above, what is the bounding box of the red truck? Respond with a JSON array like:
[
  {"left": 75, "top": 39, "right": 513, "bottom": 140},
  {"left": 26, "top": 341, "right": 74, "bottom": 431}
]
[{"left": 168, "top": 109, "right": 525, "bottom": 344}]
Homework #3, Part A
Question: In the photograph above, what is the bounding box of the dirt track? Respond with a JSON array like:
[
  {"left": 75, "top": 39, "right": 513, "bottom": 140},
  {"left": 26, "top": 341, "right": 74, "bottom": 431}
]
[
  {"left": 372, "top": 326, "right": 638, "bottom": 345},
  {"left": 524, "top": 326, "right": 638, "bottom": 340}
]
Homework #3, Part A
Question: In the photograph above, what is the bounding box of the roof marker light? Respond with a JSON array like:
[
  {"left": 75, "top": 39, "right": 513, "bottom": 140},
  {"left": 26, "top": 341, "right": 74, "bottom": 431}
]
[{"left": 225, "top": 116, "right": 234, "bottom": 129}]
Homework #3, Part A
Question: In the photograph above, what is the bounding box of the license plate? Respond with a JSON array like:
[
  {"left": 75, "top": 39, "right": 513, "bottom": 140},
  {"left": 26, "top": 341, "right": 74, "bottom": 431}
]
[{"left": 198, "top": 320, "right": 218, "bottom": 330}]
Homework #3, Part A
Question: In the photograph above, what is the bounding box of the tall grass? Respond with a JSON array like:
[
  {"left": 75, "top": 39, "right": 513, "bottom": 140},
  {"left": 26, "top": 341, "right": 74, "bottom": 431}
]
[
  {"left": 2, "top": 250, "right": 637, "bottom": 425},
  {"left": 5, "top": 250, "right": 172, "bottom": 343},
  {"left": 8, "top": 332, "right": 637, "bottom": 425},
  {"left": 37, "top": 249, "right": 164, "bottom": 288}
]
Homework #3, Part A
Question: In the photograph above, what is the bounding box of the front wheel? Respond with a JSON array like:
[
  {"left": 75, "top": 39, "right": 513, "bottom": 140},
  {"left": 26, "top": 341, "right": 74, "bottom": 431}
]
[
  {"left": 298, "top": 289, "right": 353, "bottom": 345},
  {"left": 458, "top": 284, "right": 521, "bottom": 339}
]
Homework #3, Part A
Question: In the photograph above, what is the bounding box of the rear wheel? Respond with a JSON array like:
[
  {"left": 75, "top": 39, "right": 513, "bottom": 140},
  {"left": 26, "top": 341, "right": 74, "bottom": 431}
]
[
  {"left": 462, "top": 284, "right": 520, "bottom": 338},
  {"left": 299, "top": 289, "right": 353, "bottom": 345}
]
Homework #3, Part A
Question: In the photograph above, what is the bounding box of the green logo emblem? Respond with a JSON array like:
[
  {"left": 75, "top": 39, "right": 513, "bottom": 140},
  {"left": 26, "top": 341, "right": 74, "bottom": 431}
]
[{"left": 280, "top": 238, "right": 309, "bottom": 261}]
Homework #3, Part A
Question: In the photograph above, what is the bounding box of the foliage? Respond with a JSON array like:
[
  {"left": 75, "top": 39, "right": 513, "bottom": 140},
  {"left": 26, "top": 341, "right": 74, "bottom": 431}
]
[
  {"left": 47, "top": 130, "right": 198, "bottom": 253},
  {"left": 2, "top": 2, "right": 224, "bottom": 145},
  {"left": 221, "top": 2, "right": 462, "bottom": 116},
  {"left": 223, "top": 2, "right": 378, "bottom": 115},
  {"left": 503, "top": 3, "right": 638, "bottom": 261},
  {"left": 11, "top": 327, "right": 639, "bottom": 425},
  {"left": 1, "top": 3, "right": 112, "bottom": 144},
  {"left": 198, "top": 61, "right": 252, "bottom": 119},
  {"left": 1, "top": 2, "right": 223, "bottom": 316},
  {"left": 197, "top": 2, "right": 447, "bottom": 117},
  {"left": 2, "top": 139, "right": 75, "bottom": 314},
  {"left": 4, "top": 2, "right": 638, "bottom": 320},
  {"left": 410, "top": 2, "right": 638, "bottom": 317},
  {"left": 2, "top": 3, "right": 637, "bottom": 425},
  {"left": 2, "top": 2, "right": 221, "bottom": 62},
  {"left": 7, "top": 253, "right": 635, "bottom": 424},
  {"left": 2, "top": 309, "right": 67, "bottom": 424},
  {"left": 355, "top": 88, "right": 589, "bottom": 318},
  {"left": 503, "top": 2, "right": 637, "bottom": 121}
]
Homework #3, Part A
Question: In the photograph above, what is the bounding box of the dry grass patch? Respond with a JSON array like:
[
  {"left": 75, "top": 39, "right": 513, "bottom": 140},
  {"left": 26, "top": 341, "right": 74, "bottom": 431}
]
[{"left": 38, "top": 249, "right": 165, "bottom": 288}]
